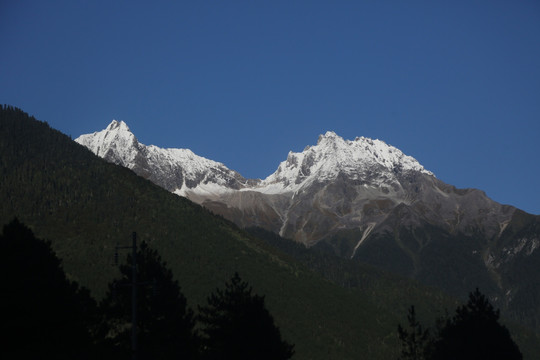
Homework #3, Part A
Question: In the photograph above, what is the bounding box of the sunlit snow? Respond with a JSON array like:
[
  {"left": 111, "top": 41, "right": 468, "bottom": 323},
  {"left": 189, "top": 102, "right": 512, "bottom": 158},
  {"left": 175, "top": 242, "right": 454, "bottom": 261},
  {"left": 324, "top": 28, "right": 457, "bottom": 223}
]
[{"left": 76, "top": 121, "right": 435, "bottom": 199}]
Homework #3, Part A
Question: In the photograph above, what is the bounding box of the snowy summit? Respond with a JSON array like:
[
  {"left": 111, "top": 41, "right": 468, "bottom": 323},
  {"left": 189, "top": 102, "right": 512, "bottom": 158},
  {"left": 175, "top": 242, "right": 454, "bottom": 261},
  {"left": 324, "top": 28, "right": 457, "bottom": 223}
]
[
  {"left": 75, "top": 120, "right": 248, "bottom": 195},
  {"left": 258, "top": 131, "right": 433, "bottom": 194},
  {"left": 76, "top": 120, "right": 434, "bottom": 199}
]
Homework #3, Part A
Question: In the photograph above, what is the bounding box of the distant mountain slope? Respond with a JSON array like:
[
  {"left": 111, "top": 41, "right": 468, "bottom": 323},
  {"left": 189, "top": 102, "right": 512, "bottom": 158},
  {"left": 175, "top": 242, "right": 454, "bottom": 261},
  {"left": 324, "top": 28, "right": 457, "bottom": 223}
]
[
  {"left": 76, "top": 121, "right": 514, "bottom": 247},
  {"left": 1, "top": 105, "right": 493, "bottom": 359},
  {"left": 77, "top": 119, "right": 540, "bottom": 335}
]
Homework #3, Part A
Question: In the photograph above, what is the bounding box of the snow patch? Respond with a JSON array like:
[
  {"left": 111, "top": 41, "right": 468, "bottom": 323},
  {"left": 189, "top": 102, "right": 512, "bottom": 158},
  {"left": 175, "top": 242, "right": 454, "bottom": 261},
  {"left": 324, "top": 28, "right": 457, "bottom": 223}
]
[
  {"left": 351, "top": 222, "right": 377, "bottom": 259},
  {"left": 175, "top": 182, "right": 233, "bottom": 198}
]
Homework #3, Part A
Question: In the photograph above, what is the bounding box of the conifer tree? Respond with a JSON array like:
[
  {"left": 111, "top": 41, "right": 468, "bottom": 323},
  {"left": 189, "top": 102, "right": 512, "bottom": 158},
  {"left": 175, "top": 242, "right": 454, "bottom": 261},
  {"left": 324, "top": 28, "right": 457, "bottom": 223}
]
[
  {"left": 397, "top": 305, "right": 431, "bottom": 360},
  {"left": 429, "top": 288, "right": 522, "bottom": 360},
  {"left": 198, "top": 273, "right": 294, "bottom": 360},
  {"left": 99, "top": 241, "right": 198, "bottom": 359},
  {"left": 398, "top": 289, "right": 522, "bottom": 360}
]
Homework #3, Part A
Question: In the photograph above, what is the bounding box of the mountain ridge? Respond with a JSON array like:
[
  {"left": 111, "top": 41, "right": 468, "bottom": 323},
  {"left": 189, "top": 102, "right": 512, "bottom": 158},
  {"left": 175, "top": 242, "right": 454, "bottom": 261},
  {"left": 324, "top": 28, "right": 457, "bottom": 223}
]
[
  {"left": 76, "top": 120, "right": 250, "bottom": 193},
  {"left": 76, "top": 119, "right": 540, "bottom": 334},
  {"left": 75, "top": 120, "right": 517, "bottom": 246},
  {"left": 76, "top": 120, "right": 434, "bottom": 192}
]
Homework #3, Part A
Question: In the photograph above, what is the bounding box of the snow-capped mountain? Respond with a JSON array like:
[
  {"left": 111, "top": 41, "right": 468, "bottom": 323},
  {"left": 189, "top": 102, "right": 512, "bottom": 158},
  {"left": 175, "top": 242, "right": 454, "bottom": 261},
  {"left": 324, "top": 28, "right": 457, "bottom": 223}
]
[
  {"left": 76, "top": 121, "right": 433, "bottom": 198},
  {"left": 76, "top": 121, "right": 443, "bottom": 238},
  {"left": 76, "top": 121, "right": 513, "bottom": 246},
  {"left": 259, "top": 131, "right": 433, "bottom": 193},
  {"left": 76, "top": 120, "right": 540, "bottom": 329},
  {"left": 76, "top": 120, "right": 250, "bottom": 197}
]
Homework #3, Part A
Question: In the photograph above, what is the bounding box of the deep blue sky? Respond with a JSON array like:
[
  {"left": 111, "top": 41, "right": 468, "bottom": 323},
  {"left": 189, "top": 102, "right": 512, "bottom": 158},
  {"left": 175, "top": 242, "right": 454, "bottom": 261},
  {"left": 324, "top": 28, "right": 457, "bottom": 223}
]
[{"left": 1, "top": 1, "right": 539, "bottom": 214}]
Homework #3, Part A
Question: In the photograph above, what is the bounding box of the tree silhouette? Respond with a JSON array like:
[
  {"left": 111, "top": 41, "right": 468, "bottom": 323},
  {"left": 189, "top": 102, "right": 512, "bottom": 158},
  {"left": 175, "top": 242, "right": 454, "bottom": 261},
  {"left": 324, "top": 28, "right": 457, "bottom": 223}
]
[
  {"left": 429, "top": 288, "right": 522, "bottom": 360},
  {"left": 0, "top": 219, "right": 98, "bottom": 359},
  {"left": 398, "top": 289, "right": 522, "bottom": 360},
  {"left": 99, "top": 241, "right": 198, "bottom": 359},
  {"left": 397, "top": 305, "right": 431, "bottom": 360},
  {"left": 198, "top": 272, "right": 294, "bottom": 360}
]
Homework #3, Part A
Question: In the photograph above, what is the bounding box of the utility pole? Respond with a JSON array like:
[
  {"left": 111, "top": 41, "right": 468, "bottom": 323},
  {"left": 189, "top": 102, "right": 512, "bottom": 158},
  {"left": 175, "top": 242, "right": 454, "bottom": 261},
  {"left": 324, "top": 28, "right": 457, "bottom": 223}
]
[
  {"left": 115, "top": 232, "right": 139, "bottom": 360},
  {"left": 131, "top": 232, "right": 138, "bottom": 360}
]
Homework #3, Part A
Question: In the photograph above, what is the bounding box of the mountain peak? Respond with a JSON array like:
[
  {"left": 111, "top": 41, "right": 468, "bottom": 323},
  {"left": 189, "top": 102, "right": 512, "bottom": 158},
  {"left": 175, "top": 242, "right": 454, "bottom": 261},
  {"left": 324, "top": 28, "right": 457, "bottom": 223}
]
[
  {"left": 106, "top": 120, "right": 130, "bottom": 132},
  {"left": 75, "top": 120, "right": 140, "bottom": 168},
  {"left": 260, "top": 131, "right": 434, "bottom": 194},
  {"left": 76, "top": 121, "right": 248, "bottom": 194},
  {"left": 317, "top": 131, "right": 341, "bottom": 144}
]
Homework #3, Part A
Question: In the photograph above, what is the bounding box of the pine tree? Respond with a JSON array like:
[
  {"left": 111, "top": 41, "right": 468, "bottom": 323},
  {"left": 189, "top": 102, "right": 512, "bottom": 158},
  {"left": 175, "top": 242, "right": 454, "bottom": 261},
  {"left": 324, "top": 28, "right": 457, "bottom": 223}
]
[
  {"left": 198, "top": 273, "right": 294, "bottom": 360},
  {"left": 397, "top": 306, "right": 431, "bottom": 360},
  {"left": 429, "top": 288, "right": 522, "bottom": 360},
  {"left": 99, "top": 240, "right": 199, "bottom": 359}
]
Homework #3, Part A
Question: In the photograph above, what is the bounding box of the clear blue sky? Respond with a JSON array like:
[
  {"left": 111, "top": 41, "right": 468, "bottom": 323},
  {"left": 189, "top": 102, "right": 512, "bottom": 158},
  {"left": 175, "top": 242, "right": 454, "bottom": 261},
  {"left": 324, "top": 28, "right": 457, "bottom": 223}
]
[{"left": 1, "top": 1, "right": 539, "bottom": 214}]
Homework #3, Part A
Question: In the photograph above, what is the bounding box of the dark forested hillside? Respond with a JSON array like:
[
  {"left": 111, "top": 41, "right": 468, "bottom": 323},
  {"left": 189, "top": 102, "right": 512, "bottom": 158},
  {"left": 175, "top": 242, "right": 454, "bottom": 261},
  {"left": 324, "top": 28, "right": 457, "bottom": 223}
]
[{"left": 1, "top": 105, "right": 538, "bottom": 359}]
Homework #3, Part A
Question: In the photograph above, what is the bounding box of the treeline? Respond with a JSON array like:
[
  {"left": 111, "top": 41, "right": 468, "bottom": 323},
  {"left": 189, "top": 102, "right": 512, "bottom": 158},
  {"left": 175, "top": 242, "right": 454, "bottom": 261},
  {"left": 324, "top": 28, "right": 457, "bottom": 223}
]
[{"left": 0, "top": 219, "right": 294, "bottom": 359}]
